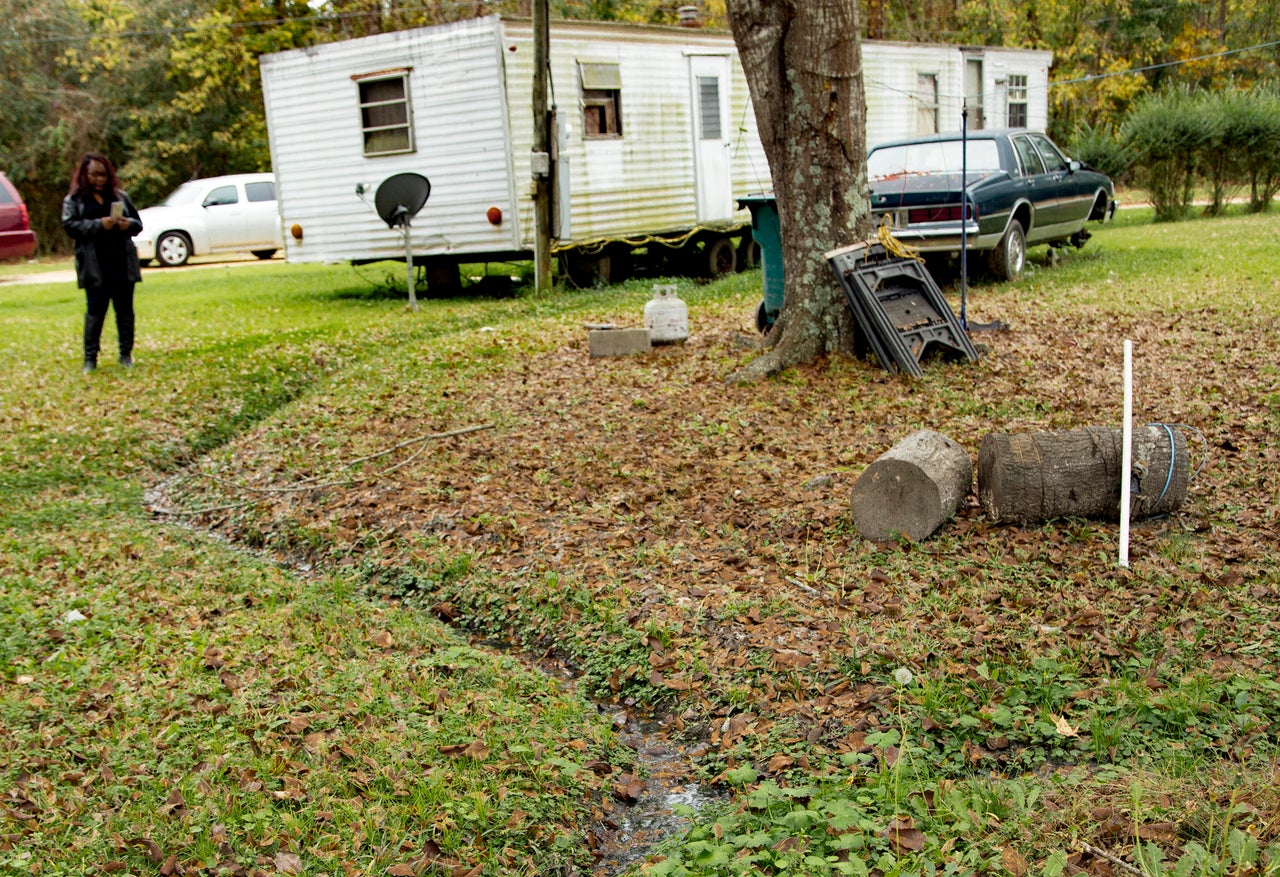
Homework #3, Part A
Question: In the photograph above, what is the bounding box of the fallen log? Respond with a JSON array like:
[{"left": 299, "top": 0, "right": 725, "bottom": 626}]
[
  {"left": 978, "top": 425, "right": 1189, "bottom": 524},
  {"left": 850, "top": 429, "right": 972, "bottom": 541}
]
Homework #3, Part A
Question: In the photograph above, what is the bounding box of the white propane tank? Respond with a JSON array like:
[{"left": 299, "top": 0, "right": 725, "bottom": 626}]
[{"left": 643, "top": 284, "right": 689, "bottom": 344}]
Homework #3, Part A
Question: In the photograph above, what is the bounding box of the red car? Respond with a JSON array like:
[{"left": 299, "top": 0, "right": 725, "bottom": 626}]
[{"left": 0, "top": 173, "right": 38, "bottom": 261}]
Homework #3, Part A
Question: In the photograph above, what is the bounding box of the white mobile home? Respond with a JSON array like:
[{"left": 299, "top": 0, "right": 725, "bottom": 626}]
[
  {"left": 259, "top": 17, "right": 1051, "bottom": 289},
  {"left": 862, "top": 41, "right": 1053, "bottom": 146}
]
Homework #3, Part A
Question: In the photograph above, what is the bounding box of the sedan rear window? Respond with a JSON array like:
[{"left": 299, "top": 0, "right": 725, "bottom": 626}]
[{"left": 868, "top": 140, "right": 1002, "bottom": 181}]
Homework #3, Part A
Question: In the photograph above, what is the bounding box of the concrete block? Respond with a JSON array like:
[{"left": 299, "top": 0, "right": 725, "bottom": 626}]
[{"left": 589, "top": 328, "right": 652, "bottom": 358}]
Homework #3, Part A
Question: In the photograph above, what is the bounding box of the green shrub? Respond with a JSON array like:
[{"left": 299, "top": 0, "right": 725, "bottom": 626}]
[
  {"left": 1119, "top": 83, "right": 1280, "bottom": 218},
  {"left": 1121, "top": 85, "right": 1206, "bottom": 221},
  {"left": 1067, "top": 122, "right": 1133, "bottom": 183},
  {"left": 1239, "top": 82, "right": 1280, "bottom": 212},
  {"left": 1196, "top": 89, "right": 1241, "bottom": 215}
]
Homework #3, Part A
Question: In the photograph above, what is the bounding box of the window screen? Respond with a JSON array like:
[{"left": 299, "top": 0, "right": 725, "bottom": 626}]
[
  {"left": 698, "top": 77, "right": 722, "bottom": 140},
  {"left": 358, "top": 72, "right": 414, "bottom": 156}
]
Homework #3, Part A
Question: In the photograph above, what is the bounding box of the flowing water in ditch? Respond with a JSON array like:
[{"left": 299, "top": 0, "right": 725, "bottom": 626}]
[{"left": 517, "top": 650, "right": 725, "bottom": 876}]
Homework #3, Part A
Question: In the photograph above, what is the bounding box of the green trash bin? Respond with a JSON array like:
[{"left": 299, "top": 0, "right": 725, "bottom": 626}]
[{"left": 738, "top": 194, "right": 783, "bottom": 332}]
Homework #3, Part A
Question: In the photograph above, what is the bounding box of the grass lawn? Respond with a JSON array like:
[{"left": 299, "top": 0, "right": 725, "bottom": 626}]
[
  {"left": 4, "top": 206, "right": 1280, "bottom": 877},
  {"left": 0, "top": 264, "right": 635, "bottom": 875}
]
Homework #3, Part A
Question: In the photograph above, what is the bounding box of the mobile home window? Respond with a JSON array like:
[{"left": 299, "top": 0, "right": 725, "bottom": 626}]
[
  {"left": 916, "top": 73, "right": 939, "bottom": 134},
  {"left": 1007, "top": 74, "right": 1028, "bottom": 128},
  {"left": 357, "top": 71, "right": 414, "bottom": 156},
  {"left": 580, "top": 62, "right": 622, "bottom": 138}
]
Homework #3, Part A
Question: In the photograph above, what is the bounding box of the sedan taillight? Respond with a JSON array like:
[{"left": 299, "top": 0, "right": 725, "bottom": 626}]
[{"left": 907, "top": 205, "right": 965, "bottom": 224}]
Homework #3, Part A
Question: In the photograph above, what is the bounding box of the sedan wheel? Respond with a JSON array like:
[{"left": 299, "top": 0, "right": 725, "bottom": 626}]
[
  {"left": 989, "top": 220, "right": 1026, "bottom": 281},
  {"left": 157, "top": 232, "right": 192, "bottom": 267}
]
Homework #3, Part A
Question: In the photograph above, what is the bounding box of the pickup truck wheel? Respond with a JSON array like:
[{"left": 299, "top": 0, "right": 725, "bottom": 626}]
[{"left": 989, "top": 220, "right": 1026, "bottom": 281}]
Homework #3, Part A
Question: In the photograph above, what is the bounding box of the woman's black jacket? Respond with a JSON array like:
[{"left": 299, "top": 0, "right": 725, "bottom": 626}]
[{"left": 61, "top": 191, "right": 144, "bottom": 289}]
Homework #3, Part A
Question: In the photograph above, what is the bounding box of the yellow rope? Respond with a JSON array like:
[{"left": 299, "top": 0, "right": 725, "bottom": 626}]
[
  {"left": 874, "top": 215, "right": 923, "bottom": 262},
  {"left": 552, "top": 224, "right": 746, "bottom": 257}
]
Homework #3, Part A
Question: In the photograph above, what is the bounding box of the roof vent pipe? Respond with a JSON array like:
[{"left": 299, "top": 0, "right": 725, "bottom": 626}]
[{"left": 677, "top": 5, "right": 701, "bottom": 27}]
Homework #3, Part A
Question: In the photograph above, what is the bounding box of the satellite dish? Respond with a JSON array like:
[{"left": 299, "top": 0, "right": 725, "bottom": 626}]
[
  {"left": 374, "top": 173, "right": 431, "bottom": 229},
  {"left": 372, "top": 173, "right": 431, "bottom": 310}
]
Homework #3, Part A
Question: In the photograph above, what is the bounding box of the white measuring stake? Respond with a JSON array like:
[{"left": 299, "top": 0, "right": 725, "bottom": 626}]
[{"left": 1119, "top": 340, "right": 1133, "bottom": 567}]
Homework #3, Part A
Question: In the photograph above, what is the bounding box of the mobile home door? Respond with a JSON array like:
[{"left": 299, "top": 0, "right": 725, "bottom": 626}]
[{"left": 689, "top": 54, "right": 733, "bottom": 224}]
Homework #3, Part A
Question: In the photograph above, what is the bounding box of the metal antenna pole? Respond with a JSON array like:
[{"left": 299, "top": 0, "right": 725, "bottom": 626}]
[
  {"left": 404, "top": 221, "right": 417, "bottom": 311},
  {"left": 960, "top": 100, "right": 968, "bottom": 331}
]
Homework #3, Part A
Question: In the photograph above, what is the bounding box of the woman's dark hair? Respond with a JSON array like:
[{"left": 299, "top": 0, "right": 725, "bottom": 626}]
[{"left": 68, "top": 151, "right": 121, "bottom": 197}]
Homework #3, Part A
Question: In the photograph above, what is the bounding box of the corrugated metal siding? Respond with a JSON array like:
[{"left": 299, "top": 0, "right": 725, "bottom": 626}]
[
  {"left": 501, "top": 21, "right": 761, "bottom": 244},
  {"left": 261, "top": 17, "right": 519, "bottom": 264}
]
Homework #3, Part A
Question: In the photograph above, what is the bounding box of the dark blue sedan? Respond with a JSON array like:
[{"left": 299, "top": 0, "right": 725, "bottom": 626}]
[{"left": 867, "top": 129, "right": 1116, "bottom": 280}]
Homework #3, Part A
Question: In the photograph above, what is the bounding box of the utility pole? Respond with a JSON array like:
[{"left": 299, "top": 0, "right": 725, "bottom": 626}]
[{"left": 532, "top": 0, "right": 553, "bottom": 294}]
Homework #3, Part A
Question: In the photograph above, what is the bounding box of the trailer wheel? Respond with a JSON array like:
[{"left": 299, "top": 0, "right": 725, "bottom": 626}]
[
  {"left": 738, "top": 234, "right": 760, "bottom": 271},
  {"left": 605, "top": 245, "right": 631, "bottom": 284},
  {"left": 705, "top": 237, "right": 737, "bottom": 277},
  {"left": 560, "top": 251, "right": 612, "bottom": 288}
]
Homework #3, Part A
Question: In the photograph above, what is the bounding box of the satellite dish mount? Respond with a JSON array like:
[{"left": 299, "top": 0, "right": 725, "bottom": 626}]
[{"left": 374, "top": 173, "right": 432, "bottom": 310}]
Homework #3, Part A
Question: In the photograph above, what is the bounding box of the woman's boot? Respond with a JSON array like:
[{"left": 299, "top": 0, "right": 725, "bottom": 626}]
[
  {"left": 117, "top": 308, "right": 135, "bottom": 367},
  {"left": 83, "top": 313, "right": 104, "bottom": 372}
]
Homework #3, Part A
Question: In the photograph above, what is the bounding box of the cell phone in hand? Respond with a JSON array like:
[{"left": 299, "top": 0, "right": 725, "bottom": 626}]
[{"left": 110, "top": 201, "right": 124, "bottom": 219}]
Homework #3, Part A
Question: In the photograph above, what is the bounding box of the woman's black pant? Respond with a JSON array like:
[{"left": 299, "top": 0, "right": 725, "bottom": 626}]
[{"left": 83, "top": 280, "right": 135, "bottom": 364}]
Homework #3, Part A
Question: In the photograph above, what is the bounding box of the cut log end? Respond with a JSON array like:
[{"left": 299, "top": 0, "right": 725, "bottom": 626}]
[{"left": 850, "top": 430, "right": 972, "bottom": 541}]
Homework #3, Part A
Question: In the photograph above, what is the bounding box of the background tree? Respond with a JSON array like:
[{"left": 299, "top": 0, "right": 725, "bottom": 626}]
[{"left": 725, "top": 0, "right": 872, "bottom": 381}]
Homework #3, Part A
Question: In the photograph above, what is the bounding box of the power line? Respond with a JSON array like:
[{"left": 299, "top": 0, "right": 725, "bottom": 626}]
[{"left": 1050, "top": 38, "right": 1280, "bottom": 87}]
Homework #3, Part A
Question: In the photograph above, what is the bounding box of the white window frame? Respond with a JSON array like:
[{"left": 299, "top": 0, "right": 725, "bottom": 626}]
[
  {"left": 1007, "top": 74, "right": 1029, "bottom": 129},
  {"left": 355, "top": 68, "right": 415, "bottom": 157},
  {"left": 579, "top": 61, "right": 623, "bottom": 139},
  {"left": 916, "top": 73, "right": 939, "bottom": 135}
]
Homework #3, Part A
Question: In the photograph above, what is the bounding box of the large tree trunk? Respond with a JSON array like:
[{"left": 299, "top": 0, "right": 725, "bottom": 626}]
[{"left": 726, "top": 0, "right": 873, "bottom": 382}]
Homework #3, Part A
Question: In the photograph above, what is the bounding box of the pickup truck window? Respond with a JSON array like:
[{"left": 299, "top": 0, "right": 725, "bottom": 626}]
[
  {"left": 1012, "top": 136, "right": 1046, "bottom": 176},
  {"left": 867, "top": 140, "right": 1001, "bottom": 180}
]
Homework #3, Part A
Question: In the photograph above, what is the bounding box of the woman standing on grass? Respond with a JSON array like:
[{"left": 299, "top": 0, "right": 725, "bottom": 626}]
[{"left": 61, "top": 152, "right": 143, "bottom": 373}]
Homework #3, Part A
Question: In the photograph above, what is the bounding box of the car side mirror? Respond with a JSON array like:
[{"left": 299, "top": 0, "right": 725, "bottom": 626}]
[{"left": 1068, "top": 160, "right": 1082, "bottom": 173}]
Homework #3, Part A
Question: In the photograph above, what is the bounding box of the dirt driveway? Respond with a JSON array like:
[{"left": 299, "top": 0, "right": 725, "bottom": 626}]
[{"left": 0, "top": 253, "right": 280, "bottom": 286}]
